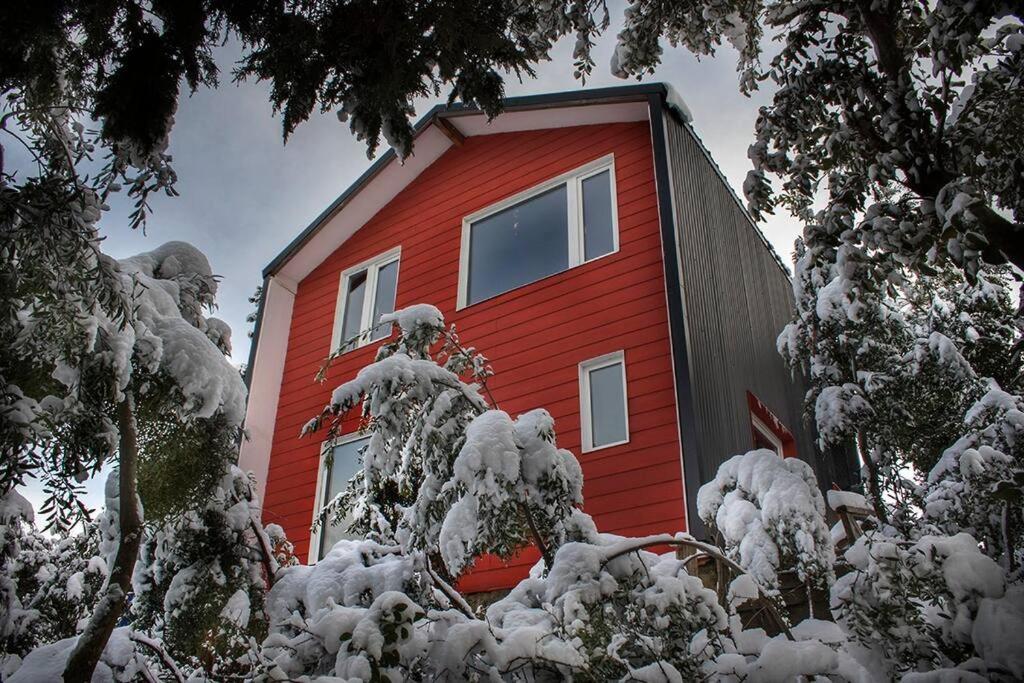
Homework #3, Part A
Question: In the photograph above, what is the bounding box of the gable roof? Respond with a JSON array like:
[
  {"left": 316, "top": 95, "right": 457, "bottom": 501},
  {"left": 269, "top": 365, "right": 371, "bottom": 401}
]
[{"left": 263, "top": 83, "right": 670, "bottom": 282}]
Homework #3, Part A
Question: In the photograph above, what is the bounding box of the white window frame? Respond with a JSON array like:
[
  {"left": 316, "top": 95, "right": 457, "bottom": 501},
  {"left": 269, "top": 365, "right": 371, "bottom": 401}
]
[
  {"left": 309, "top": 432, "right": 369, "bottom": 564},
  {"left": 330, "top": 247, "right": 401, "bottom": 353},
  {"left": 751, "top": 414, "right": 785, "bottom": 457},
  {"left": 457, "top": 154, "right": 619, "bottom": 309},
  {"left": 579, "top": 350, "right": 630, "bottom": 453}
]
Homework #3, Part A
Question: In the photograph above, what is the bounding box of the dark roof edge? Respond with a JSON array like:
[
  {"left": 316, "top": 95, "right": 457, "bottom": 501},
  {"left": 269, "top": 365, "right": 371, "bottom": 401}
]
[{"left": 262, "top": 83, "right": 669, "bottom": 279}]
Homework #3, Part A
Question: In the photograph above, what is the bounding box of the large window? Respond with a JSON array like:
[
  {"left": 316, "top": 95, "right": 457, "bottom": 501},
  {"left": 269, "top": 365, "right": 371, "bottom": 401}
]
[
  {"left": 579, "top": 351, "right": 629, "bottom": 452},
  {"left": 331, "top": 248, "right": 400, "bottom": 353},
  {"left": 458, "top": 155, "right": 618, "bottom": 308},
  {"left": 311, "top": 435, "right": 368, "bottom": 561}
]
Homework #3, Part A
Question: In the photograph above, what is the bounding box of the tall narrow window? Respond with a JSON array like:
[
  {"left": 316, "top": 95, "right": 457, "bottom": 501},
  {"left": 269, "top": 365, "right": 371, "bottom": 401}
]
[
  {"left": 582, "top": 169, "right": 615, "bottom": 260},
  {"left": 370, "top": 260, "right": 399, "bottom": 341},
  {"left": 313, "top": 436, "right": 368, "bottom": 561},
  {"left": 459, "top": 155, "right": 619, "bottom": 307},
  {"left": 579, "top": 351, "right": 629, "bottom": 452},
  {"left": 331, "top": 248, "right": 400, "bottom": 352}
]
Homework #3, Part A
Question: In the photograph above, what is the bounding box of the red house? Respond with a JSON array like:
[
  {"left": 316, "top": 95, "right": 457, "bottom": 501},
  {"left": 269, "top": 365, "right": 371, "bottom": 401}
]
[{"left": 239, "top": 84, "right": 856, "bottom": 592}]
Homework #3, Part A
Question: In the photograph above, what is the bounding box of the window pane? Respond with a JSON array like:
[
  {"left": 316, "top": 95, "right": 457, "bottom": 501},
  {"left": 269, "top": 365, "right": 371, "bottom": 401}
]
[
  {"left": 370, "top": 260, "right": 399, "bottom": 341},
  {"left": 318, "top": 438, "right": 367, "bottom": 559},
  {"left": 339, "top": 270, "right": 367, "bottom": 350},
  {"left": 468, "top": 185, "right": 569, "bottom": 305},
  {"left": 582, "top": 170, "right": 615, "bottom": 261},
  {"left": 589, "top": 362, "right": 627, "bottom": 447}
]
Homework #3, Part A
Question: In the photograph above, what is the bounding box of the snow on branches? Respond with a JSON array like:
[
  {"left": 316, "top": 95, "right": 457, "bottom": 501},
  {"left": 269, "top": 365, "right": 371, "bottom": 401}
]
[
  {"left": 925, "top": 385, "right": 1024, "bottom": 571},
  {"left": 833, "top": 530, "right": 1023, "bottom": 679},
  {"left": 697, "top": 449, "right": 835, "bottom": 596}
]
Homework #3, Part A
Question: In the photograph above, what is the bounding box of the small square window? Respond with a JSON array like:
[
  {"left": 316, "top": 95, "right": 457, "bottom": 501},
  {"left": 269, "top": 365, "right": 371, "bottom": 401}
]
[
  {"left": 331, "top": 248, "right": 400, "bottom": 353},
  {"left": 579, "top": 351, "right": 629, "bottom": 452},
  {"left": 311, "top": 436, "right": 368, "bottom": 561}
]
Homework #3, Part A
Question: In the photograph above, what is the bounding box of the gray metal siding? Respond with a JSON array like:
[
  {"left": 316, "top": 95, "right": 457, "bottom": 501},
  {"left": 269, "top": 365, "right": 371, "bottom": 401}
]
[{"left": 662, "top": 113, "right": 853, "bottom": 497}]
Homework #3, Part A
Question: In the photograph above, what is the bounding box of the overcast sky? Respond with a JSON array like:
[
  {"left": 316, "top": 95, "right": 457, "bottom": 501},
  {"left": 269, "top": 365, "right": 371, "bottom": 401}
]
[{"left": 23, "top": 12, "right": 801, "bottom": 517}]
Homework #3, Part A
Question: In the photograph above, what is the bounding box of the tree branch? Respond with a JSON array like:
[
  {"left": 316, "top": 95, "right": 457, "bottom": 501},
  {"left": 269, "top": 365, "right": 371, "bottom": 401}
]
[
  {"left": 425, "top": 556, "right": 475, "bottom": 619},
  {"left": 856, "top": 430, "right": 889, "bottom": 524},
  {"left": 249, "top": 515, "right": 280, "bottom": 587},
  {"left": 970, "top": 204, "right": 1024, "bottom": 273},
  {"left": 519, "top": 502, "right": 553, "bottom": 571},
  {"left": 129, "top": 631, "right": 185, "bottom": 683},
  {"left": 64, "top": 393, "right": 145, "bottom": 681}
]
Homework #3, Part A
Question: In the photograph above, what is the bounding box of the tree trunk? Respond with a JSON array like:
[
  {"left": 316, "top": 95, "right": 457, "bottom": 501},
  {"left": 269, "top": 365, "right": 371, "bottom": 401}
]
[
  {"left": 64, "top": 394, "right": 144, "bottom": 682},
  {"left": 855, "top": 429, "right": 889, "bottom": 524},
  {"left": 520, "top": 502, "right": 554, "bottom": 570}
]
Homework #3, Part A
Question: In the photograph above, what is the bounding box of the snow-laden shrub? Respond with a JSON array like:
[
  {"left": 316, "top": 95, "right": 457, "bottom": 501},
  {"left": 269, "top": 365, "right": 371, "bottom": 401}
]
[
  {"left": 258, "top": 539, "right": 428, "bottom": 680},
  {"left": 485, "top": 529, "right": 730, "bottom": 681},
  {"left": 923, "top": 384, "right": 1024, "bottom": 570},
  {"left": 833, "top": 530, "right": 1023, "bottom": 679},
  {"left": 697, "top": 449, "right": 835, "bottom": 597},
  {"left": 5, "top": 524, "right": 107, "bottom": 660},
  {"left": 255, "top": 525, "right": 869, "bottom": 681},
  {"left": 0, "top": 489, "right": 39, "bottom": 669}
]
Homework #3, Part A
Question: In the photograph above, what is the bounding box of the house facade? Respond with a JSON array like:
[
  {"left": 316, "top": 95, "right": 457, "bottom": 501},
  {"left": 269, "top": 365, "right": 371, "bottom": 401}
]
[{"left": 239, "top": 84, "right": 857, "bottom": 592}]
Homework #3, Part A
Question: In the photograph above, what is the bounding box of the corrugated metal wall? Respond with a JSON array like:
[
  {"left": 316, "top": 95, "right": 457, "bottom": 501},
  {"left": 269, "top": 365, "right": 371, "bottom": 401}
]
[{"left": 663, "top": 112, "right": 855, "bottom": 500}]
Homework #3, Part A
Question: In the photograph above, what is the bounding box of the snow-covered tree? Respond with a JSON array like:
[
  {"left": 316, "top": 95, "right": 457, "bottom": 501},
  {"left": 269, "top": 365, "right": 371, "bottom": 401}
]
[
  {"left": 130, "top": 465, "right": 284, "bottom": 678},
  {"left": 779, "top": 258, "right": 1021, "bottom": 527},
  {"left": 833, "top": 530, "right": 1024, "bottom": 679},
  {"left": 305, "top": 304, "right": 584, "bottom": 580},
  {"left": 697, "top": 449, "right": 835, "bottom": 603},
  {"left": 0, "top": 236, "right": 250, "bottom": 679},
  {"left": 0, "top": 489, "right": 38, "bottom": 672},
  {"left": 1, "top": 520, "right": 107, "bottom": 669},
  {"left": 924, "top": 385, "right": 1024, "bottom": 572}
]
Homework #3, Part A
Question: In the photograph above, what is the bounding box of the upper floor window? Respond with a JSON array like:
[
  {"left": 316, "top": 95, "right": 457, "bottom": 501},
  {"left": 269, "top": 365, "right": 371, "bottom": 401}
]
[
  {"left": 458, "top": 155, "right": 618, "bottom": 308},
  {"left": 331, "top": 248, "right": 400, "bottom": 353},
  {"left": 312, "top": 435, "right": 368, "bottom": 561},
  {"left": 579, "top": 350, "right": 629, "bottom": 452}
]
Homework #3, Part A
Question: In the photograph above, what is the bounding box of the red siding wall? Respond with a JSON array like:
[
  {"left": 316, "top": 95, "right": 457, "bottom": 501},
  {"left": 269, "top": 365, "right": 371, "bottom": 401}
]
[{"left": 262, "top": 120, "right": 686, "bottom": 591}]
